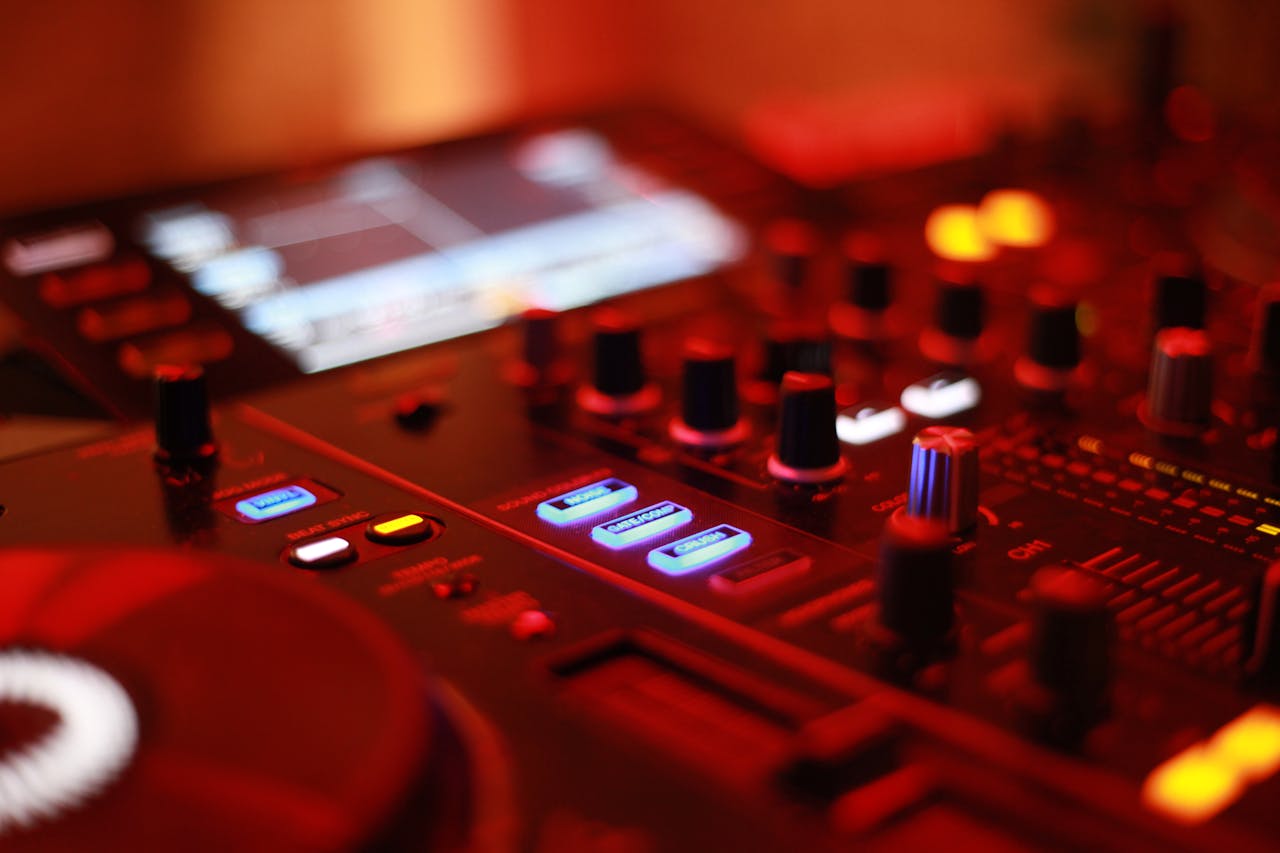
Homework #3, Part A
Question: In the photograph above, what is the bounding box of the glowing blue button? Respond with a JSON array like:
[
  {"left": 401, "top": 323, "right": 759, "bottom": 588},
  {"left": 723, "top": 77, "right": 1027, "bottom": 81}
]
[
  {"left": 235, "top": 485, "right": 317, "bottom": 521},
  {"left": 536, "top": 478, "right": 638, "bottom": 526},
  {"left": 647, "top": 525, "right": 752, "bottom": 576},
  {"left": 591, "top": 501, "right": 693, "bottom": 549}
]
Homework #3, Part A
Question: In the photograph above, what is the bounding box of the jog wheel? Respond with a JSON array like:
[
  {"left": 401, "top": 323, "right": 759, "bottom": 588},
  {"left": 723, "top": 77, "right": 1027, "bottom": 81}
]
[{"left": 0, "top": 547, "right": 469, "bottom": 852}]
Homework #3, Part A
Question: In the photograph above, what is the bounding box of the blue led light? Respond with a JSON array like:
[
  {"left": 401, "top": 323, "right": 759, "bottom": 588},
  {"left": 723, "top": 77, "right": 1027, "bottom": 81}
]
[
  {"left": 590, "top": 501, "right": 693, "bottom": 549},
  {"left": 536, "top": 478, "right": 638, "bottom": 526},
  {"left": 235, "top": 485, "right": 318, "bottom": 522},
  {"left": 647, "top": 524, "right": 752, "bottom": 576}
]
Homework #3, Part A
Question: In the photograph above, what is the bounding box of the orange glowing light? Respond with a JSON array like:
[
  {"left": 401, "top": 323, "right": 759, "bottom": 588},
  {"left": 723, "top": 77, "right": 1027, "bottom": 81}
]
[
  {"left": 1142, "top": 747, "right": 1244, "bottom": 824},
  {"left": 924, "top": 205, "right": 996, "bottom": 262},
  {"left": 978, "top": 189, "right": 1054, "bottom": 248},
  {"left": 1208, "top": 705, "right": 1280, "bottom": 782}
]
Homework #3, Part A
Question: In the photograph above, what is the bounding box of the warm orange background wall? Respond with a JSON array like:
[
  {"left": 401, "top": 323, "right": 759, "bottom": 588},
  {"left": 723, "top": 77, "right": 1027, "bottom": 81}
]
[{"left": 1, "top": 1, "right": 1276, "bottom": 214}]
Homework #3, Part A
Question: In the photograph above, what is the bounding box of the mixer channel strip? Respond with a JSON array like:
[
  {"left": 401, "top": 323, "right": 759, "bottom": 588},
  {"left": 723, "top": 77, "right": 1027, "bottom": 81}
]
[
  {"left": 983, "top": 428, "right": 1280, "bottom": 562},
  {"left": 1074, "top": 547, "right": 1247, "bottom": 673}
]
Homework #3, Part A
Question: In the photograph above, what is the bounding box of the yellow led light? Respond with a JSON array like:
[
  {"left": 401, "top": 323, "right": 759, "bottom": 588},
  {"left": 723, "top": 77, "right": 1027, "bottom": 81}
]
[
  {"left": 1142, "top": 747, "right": 1245, "bottom": 824},
  {"left": 925, "top": 205, "right": 996, "bottom": 262},
  {"left": 977, "top": 189, "right": 1055, "bottom": 248},
  {"left": 373, "top": 514, "right": 424, "bottom": 535},
  {"left": 1257, "top": 524, "right": 1280, "bottom": 536},
  {"left": 1208, "top": 706, "right": 1280, "bottom": 781}
]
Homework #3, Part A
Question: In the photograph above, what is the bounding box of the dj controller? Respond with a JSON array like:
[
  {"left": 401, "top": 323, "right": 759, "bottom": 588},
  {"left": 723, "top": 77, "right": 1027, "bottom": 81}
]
[{"left": 2, "top": 107, "right": 1280, "bottom": 851}]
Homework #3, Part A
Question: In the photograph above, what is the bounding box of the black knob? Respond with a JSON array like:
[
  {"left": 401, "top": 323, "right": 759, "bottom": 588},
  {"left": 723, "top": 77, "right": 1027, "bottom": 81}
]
[
  {"left": 906, "top": 426, "right": 979, "bottom": 534},
  {"left": 876, "top": 509, "right": 955, "bottom": 651},
  {"left": 830, "top": 234, "right": 893, "bottom": 340},
  {"left": 1245, "top": 560, "right": 1280, "bottom": 685},
  {"left": 1151, "top": 253, "right": 1205, "bottom": 331},
  {"left": 670, "top": 338, "right": 748, "bottom": 447},
  {"left": 153, "top": 364, "right": 217, "bottom": 465},
  {"left": 522, "top": 308, "right": 561, "bottom": 372},
  {"left": 1249, "top": 283, "right": 1280, "bottom": 375},
  {"left": 578, "top": 308, "right": 658, "bottom": 415},
  {"left": 844, "top": 234, "right": 891, "bottom": 312},
  {"left": 920, "top": 270, "right": 985, "bottom": 364},
  {"left": 1027, "top": 566, "right": 1113, "bottom": 717},
  {"left": 1016, "top": 285, "right": 1080, "bottom": 391},
  {"left": 1143, "top": 326, "right": 1213, "bottom": 436},
  {"left": 768, "top": 371, "right": 846, "bottom": 483},
  {"left": 764, "top": 219, "right": 819, "bottom": 290},
  {"left": 937, "top": 277, "right": 985, "bottom": 340},
  {"left": 760, "top": 322, "right": 832, "bottom": 384}
]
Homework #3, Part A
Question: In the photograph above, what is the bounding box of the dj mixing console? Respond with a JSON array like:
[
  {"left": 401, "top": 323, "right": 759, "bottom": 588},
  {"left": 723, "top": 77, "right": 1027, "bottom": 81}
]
[{"left": 1, "top": 109, "right": 1280, "bottom": 851}]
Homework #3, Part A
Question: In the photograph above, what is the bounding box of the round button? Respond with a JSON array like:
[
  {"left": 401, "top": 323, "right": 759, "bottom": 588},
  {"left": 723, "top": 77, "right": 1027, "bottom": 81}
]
[
  {"left": 286, "top": 535, "right": 358, "bottom": 570},
  {"left": 364, "top": 513, "right": 444, "bottom": 546}
]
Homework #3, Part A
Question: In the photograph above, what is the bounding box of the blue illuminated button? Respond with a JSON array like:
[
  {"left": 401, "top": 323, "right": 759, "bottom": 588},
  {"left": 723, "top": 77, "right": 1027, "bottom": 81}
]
[
  {"left": 591, "top": 501, "right": 693, "bottom": 549},
  {"left": 647, "top": 524, "right": 752, "bottom": 576},
  {"left": 235, "top": 484, "right": 317, "bottom": 522},
  {"left": 536, "top": 478, "right": 638, "bottom": 525}
]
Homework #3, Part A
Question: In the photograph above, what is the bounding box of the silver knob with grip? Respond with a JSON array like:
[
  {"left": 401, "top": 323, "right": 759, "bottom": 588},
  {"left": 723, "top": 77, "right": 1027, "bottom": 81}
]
[{"left": 905, "top": 425, "right": 979, "bottom": 534}]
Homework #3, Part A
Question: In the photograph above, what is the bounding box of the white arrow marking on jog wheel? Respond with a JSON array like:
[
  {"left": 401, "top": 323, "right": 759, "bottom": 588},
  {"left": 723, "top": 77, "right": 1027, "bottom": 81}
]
[{"left": 0, "top": 650, "right": 139, "bottom": 833}]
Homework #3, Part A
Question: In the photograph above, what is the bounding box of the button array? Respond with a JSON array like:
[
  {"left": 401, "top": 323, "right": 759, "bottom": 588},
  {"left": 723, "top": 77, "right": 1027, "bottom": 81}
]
[
  {"left": 537, "top": 477, "right": 752, "bottom": 576},
  {"left": 287, "top": 511, "right": 445, "bottom": 570}
]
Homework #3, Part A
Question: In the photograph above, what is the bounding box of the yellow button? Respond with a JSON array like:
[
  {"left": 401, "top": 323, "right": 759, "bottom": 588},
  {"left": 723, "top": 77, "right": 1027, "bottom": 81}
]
[
  {"left": 372, "top": 514, "right": 425, "bottom": 536},
  {"left": 1208, "top": 705, "right": 1280, "bottom": 782},
  {"left": 1142, "top": 747, "right": 1245, "bottom": 824}
]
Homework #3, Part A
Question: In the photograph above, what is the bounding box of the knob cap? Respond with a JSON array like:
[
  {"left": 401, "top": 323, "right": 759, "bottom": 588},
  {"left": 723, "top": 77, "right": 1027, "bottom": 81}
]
[
  {"left": 906, "top": 426, "right": 979, "bottom": 534},
  {"left": 768, "top": 372, "right": 847, "bottom": 483},
  {"left": 1027, "top": 566, "right": 1113, "bottom": 716},
  {"left": 153, "top": 364, "right": 216, "bottom": 465},
  {"left": 1016, "top": 285, "right": 1080, "bottom": 391},
  {"left": 1151, "top": 253, "right": 1206, "bottom": 331},
  {"left": 1143, "top": 326, "right": 1213, "bottom": 436},
  {"left": 670, "top": 339, "right": 748, "bottom": 447},
  {"left": 577, "top": 308, "right": 659, "bottom": 415},
  {"left": 876, "top": 509, "right": 955, "bottom": 651}
]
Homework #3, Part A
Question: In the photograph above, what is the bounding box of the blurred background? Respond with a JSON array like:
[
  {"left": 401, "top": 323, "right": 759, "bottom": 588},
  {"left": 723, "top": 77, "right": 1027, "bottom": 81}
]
[{"left": 1, "top": 0, "right": 1278, "bottom": 214}]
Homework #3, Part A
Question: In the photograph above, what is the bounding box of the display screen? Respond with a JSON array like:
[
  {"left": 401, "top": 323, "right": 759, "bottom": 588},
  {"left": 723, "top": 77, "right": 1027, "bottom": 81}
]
[{"left": 139, "top": 129, "right": 745, "bottom": 373}]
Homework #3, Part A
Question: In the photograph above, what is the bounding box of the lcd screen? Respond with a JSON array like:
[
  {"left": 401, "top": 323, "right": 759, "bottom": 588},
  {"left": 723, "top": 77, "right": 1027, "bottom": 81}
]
[{"left": 138, "top": 129, "right": 745, "bottom": 373}]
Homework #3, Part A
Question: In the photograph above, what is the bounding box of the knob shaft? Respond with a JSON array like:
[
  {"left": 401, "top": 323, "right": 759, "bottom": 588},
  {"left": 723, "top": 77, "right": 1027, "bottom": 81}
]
[
  {"left": 577, "top": 308, "right": 659, "bottom": 415},
  {"left": 153, "top": 364, "right": 217, "bottom": 465},
  {"left": 768, "top": 372, "right": 847, "bottom": 483},
  {"left": 1143, "top": 326, "right": 1213, "bottom": 435},
  {"left": 906, "top": 426, "right": 979, "bottom": 534},
  {"left": 876, "top": 509, "right": 955, "bottom": 651},
  {"left": 1027, "top": 566, "right": 1113, "bottom": 717},
  {"left": 671, "top": 339, "right": 748, "bottom": 447}
]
